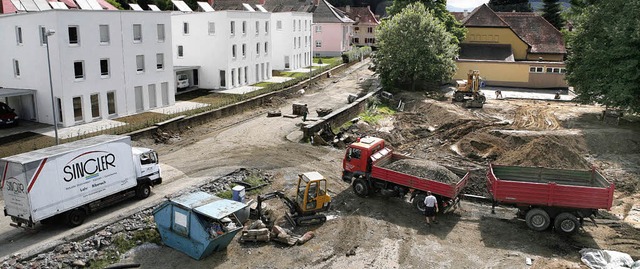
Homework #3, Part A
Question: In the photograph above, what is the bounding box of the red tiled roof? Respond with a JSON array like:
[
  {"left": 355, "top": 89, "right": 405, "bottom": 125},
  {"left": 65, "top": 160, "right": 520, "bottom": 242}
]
[
  {"left": 2, "top": 0, "right": 18, "bottom": 13},
  {"left": 337, "top": 6, "right": 379, "bottom": 24},
  {"left": 497, "top": 12, "right": 566, "bottom": 54},
  {"left": 462, "top": 4, "right": 509, "bottom": 27},
  {"left": 97, "top": 0, "right": 117, "bottom": 10}
]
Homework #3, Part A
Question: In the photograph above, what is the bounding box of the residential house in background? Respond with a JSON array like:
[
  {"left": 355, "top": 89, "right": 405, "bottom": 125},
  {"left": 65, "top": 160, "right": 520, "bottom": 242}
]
[
  {"left": 271, "top": 12, "right": 313, "bottom": 70},
  {"left": 312, "top": 0, "right": 353, "bottom": 57},
  {"left": 453, "top": 4, "right": 567, "bottom": 88},
  {"left": 0, "top": 10, "right": 175, "bottom": 127},
  {"left": 1, "top": 0, "right": 117, "bottom": 14},
  {"left": 338, "top": 6, "right": 379, "bottom": 48},
  {"left": 171, "top": 9, "right": 273, "bottom": 90}
]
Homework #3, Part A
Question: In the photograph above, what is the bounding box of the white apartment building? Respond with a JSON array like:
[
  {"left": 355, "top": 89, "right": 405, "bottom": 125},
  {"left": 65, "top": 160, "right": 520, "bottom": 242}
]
[
  {"left": 271, "top": 12, "right": 313, "bottom": 71},
  {"left": 0, "top": 10, "right": 175, "bottom": 127},
  {"left": 172, "top": 10, "right": 272, "bottom": 90}
]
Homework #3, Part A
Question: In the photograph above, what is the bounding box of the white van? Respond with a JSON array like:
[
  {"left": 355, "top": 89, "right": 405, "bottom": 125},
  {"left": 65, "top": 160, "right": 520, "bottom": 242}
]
[{"left": 177, "top": 74, "right": 189, "bottom": 89}]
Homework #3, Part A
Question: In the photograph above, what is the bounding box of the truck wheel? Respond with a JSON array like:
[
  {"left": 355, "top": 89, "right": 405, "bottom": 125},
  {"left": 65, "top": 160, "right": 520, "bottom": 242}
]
[
  {"left": 136, "top": 184, "right": 151, "bottom": 199},
  {"left": 554, "top": 212, "right": 579, "bottom": 234},
  {"left": 66, "top": 209, "right": 86, "bottom": 227},
  {"left": 413, "top": 194, "right": 427, "bottom": 213},
  {"left": 353, "top": 179, "right": 369, "bottom": 197},
  {"left": 525, "top": 208, "right": 551, "bottom": 231}
]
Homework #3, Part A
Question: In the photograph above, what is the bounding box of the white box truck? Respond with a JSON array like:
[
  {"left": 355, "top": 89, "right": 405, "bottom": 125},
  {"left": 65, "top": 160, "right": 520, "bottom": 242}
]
[{"left": 1, "top": 135, "right": 161, "bottom": 228}]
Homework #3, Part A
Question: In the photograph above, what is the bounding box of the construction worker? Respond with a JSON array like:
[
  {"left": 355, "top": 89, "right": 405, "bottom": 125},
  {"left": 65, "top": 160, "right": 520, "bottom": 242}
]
[
  {"left": 424, "top": 191, "right": 438, "bottom": 226},
  {"left": 302, "top": 104, "right": 309, "bottom": 121}
]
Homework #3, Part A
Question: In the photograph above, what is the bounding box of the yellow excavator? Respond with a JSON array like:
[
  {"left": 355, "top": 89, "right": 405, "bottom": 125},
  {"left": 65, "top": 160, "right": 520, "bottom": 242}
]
[
  {"left": 453, "top": 70, "right": 486, "bottom": 108},
  {"left": 255, "top": 172, "right": 331, "bottom": 227}
]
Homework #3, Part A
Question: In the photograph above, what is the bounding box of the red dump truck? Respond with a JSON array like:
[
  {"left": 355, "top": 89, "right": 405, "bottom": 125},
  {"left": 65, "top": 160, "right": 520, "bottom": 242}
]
[
  {"left": 487, "top": 164, "right": 615, "bottom": 234},
  {"left": 342, "top": 137, "right": 470, "bottom": 213}
]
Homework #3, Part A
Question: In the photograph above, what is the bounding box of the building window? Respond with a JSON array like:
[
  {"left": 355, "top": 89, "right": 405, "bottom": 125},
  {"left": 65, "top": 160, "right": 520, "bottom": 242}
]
[
  {"left": 560, "top": 68, "right": 567, "bottom": 74},
  {"left": 74, "top": 61, "right": 84, "bottom": 79},
  {"left": 305, "top": 20, "right": 308, "bottom": 31},
  {"left": 353, "top": 37, "right": 359, "bottom": 44},
  {"left": 256, "top": 43, "right": 260, "bottom": 55},
  {"left": 242, "top": 44, "right": 246, "bottom": 58},
  {"left": 316, "top": 40, "right": 321, "bottom": 47},
  {"left": 298, "top": 37, "right": 301, "bottom": 48},
  {"left": 134, "top": 86, "right": 143, "bottom": 112},
  {"left": 68, "top": 26, "right": 79, "bottom": 45},
  {"left": 255, "top": 21, "right": 259, "bottom": 34},
  {"left": 293, "top": 37, "right": 296, "bottom": 48},
  {"left": 529, "top": 66, "right": 544, "bottom": 73},
  {"left": 230, "top": 21, "right": 235, "bottom": 35},
  {"left": 73, "top": 96, "right": 83, "bottom": 122},
  {"left": 208, "top": 22, "right": 215, "bottom": 35},
  {"left": 232, "top": 44, "right": 237, "bottom": 58},
  {"left": 99, "top": 25, "right": 109, "bottom": 44},
  {"left": 15, "top": 26, "right": 23, "bottom": 45},
  {"left": 183, "top": 22, "right": 189, "bottom": 34},
  {"left": 276, "top": 20, "right": 282, "bottom": 30},
  {"left": 133, "top": 24, "right": 142, "bottom": 42},
  {"left": 136, "top": 55, "right": 145, "bottom": 72},
  {"left": 90, "top": 94, "right": 100, "bottom": 119},
  {"left": 56, "top": 98, "right": 63, "bottom": 122},
  {"left": 100, "top": 58, "right": 109, "bottom": 77},
  {"left": 178, "top": 45, "right": 184, "bottom": 57},
  {"left": 265, "top": 21, "right": 269, "bottom": 33},
  {"left": 546, "top": 67, "right": 564, "bottom": 74},
  {"left": 315, "top": 25, "right": 321, "bottom": 32},
  {"left": 13, "top": 59, "right": 20, "bottom": 77},
  {"left": 264, "top": 42, "right": 268, "bottom": 54},
  {"left": 39, "top": 26, "right": 47, "bottom": 45},
  {"left": 367, "top": 27, "right": 373, "bottom": 33},
  {"left": 242, "top": 21, "right": 246, "bottom": 34},
  {"left": 157, "top": 24, "right": 165, "bottom": 42},
  {"left": 156, "top": 53, "right": 164, "bottom": 70},
  {"left": 107, "top": 91, "right": 116, "bottom": 115}
]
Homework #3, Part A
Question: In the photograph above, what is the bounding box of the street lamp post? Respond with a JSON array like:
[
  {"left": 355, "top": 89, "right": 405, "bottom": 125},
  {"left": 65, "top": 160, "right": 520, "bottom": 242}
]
[
  {"left": 309, "top": 23, "right": 314, "bottom": 88},
  {"left": 45, "top": 29, "right": 59, "bottom": 145}
]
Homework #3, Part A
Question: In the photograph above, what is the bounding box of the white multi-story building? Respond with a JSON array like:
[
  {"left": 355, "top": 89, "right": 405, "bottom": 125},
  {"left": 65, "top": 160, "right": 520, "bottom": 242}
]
[
  {"left": 0, "top": 10, "right": 175, "bottom": 127},
  {"left": 271, "top": 12, "right": 313, "bottom": 71},
  {"left": 172, "top": 10, "right": 272, "bottom": 90}
]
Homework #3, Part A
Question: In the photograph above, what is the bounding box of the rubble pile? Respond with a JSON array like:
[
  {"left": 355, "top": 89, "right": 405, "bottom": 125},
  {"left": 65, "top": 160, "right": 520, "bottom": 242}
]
[
  {"left": 239, "top": 220, "right": 311, "bottom": 246},
  {"left": 495, "top": 137, "right": 590, "bottom": 169},
  {"left": 153, "top": 129, "right": 182, "bottom": 144},
  {"left": 198, "top": 168, "right": 272, "bottom": 194},
  {"left": 1, "top": 209, "right": 157, "bottom": 269},
  {"left": 381, "top": 159, "right": 461, "bottom": 184}
]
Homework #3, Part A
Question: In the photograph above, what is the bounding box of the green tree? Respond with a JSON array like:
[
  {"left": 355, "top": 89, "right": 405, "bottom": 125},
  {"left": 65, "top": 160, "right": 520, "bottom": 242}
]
[
  {"left": 488, "top": 0, "right": 532, "bottom": 12},
  {"left": 386, "top": 0, "right": 465, "bottom": 45},
  {"left": 542, "top": 0, "right": 564, "bottom": 30},
  {"left": 566, "top": 0, "right": 640, "bottom": 112},
  {"left": 374, "top": 2, "right": 458, "bottom": 91},
  {"left": 105, "top": 0, "right": 123, "bottom": 9}
]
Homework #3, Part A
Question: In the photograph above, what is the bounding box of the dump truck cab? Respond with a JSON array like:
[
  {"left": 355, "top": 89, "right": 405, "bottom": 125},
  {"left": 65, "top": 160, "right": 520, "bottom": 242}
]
[{"left": 342, "top": 136, "right": 385, "bottom": 182}]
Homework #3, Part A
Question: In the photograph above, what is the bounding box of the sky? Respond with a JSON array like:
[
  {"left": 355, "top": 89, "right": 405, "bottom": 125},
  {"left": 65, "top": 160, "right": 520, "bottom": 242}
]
[{"left": 447, "top": 0, "right": 489, "bottom": 10}]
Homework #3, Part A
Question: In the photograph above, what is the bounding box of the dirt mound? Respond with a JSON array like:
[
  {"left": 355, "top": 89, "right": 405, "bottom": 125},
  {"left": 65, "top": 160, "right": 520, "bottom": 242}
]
[
  {"left": 495, "top": 136, "right": 590, "bottom": 169},
  {"left": 381, "top": 159, "right": 460, "bottom": 184},
  {"left": 455, "top": 132, "right": 511, "bottom": 161},
  {"left": 511, "top": 106, "right": 560, "bottom": 130}
]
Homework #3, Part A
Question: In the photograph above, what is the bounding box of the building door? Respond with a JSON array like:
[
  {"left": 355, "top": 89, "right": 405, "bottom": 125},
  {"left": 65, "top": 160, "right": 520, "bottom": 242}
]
[
  {"left": 161, "top": 82, "right": 169, "bottom": 106},
  {"left": 134, "top": 86, "right": 143, "bottom": 112},
  {"left": 193, "top": 69, "right": 199, "bottom": 86},
  {"left": 284, "top": 56, "right": 290, "bottom": 69},
  {"left": 148, "top": 84, "right": 157, "bottom": 108},
  {"left": 220, "top": 70, "right": 226, "bottom": 88}
]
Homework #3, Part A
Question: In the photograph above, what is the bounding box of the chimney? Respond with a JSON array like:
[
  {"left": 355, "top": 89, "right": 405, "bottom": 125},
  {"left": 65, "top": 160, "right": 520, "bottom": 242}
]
[
  {"left": 463, "top": 9, "right": 468, "bottom": 17},
  {"left": 208, "top": 0, "right": 213, "bottom": 6},
  {"left": 346, "top": 5, "right": 350, "bottom": 13}
]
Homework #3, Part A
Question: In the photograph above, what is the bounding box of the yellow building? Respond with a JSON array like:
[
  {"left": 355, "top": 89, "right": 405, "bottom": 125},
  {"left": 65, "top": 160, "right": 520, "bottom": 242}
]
[{"left": 453, "top": 4, "right": 568, "bottom": 88}]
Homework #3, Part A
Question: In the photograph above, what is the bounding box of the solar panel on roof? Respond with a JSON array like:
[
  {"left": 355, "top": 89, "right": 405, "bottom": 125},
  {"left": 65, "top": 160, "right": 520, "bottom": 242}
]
[
  {"left": 74, "top": 0, "right": 92, "bottom": 9},
  {"left": 85, "top": 0, "right": 102, "bottom": 9},
  {"left": 148, "top": 4, "right": 160, "bottom": 11},
  {"left": 172, "top": 0, "right": 192, "bottom": 11},
  {"left": 197, "top": 2, "right": 213, "bottom": 12},
  {"left": 11, "top": 0, "right": 27, "bottom": 10},
  {"left": 33, "top": 0, "right": 52, "bottom": 10},
  {"left": 129, "top": 3, "right": 143, "bottom": 10},
  {"left": 242, "top": 3, "right": 254, "bottom": 11},
  {"left": 255, "top": 4, "right": 267, "bottom": 12}
]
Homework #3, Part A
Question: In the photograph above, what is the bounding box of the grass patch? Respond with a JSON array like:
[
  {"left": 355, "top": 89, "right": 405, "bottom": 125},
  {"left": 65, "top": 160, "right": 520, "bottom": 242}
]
[
  {"left": 114, "top": 112, "right": 171, "bottom": 126},
  {"left": 314, "top": 57, "right": 341, "bottom": 66},
  {"left": 88, "top": 228, "right": 161, "bottom": 269},
  {"left": 359, "top": 103, "right": 396, "bottom": 125},
  {"left": 0, "top": 133, "right": 55, "bottom": 158},
  {"left": 252, "top": 82, "right": 274, "bottom": 87}
]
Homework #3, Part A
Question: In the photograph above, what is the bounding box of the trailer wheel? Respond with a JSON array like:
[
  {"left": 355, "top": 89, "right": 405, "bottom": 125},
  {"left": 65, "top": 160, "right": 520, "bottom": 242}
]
[
  {"left": 413, "top": 194, "right": 427, "bottom": 213},
  {"left": 66, "top": 209, "right": 86, "bottom": 227},
  {"left": 136, "top": 183, "right": 151, "bottom": 199},
  {"left": 353, "top": 179, "right": 369, "bottom": 197},
  {"left": 525, "top": 208, "right": 551, "bottom": 231},
  {"left": 554, "top": 213, "right": 579, "bottom": 234}
]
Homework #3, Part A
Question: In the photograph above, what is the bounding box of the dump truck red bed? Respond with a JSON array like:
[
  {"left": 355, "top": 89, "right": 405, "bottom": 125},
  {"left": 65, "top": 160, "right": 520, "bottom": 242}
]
[
  {"left": 487, "top": 164, "right": 614, "bottom": 210},
  {"left": 369, "top": 149, "right": 469, "bottom": 199}
]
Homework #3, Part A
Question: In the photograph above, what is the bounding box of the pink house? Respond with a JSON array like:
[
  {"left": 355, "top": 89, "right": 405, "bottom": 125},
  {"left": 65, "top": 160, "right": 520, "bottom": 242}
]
[
  {"left": 1, "top": 0, "right": 116, "bottom": 13},
  {"left": 338, "top": 6, "right": 380, "bottom": 48},
  {"left": 312, "top": 0, "right": 354, "bottom": 57}
]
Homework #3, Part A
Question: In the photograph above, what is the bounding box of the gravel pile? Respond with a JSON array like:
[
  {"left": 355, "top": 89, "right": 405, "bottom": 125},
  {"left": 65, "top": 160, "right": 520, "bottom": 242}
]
[{"left": 381, "top": 159, "right": 461, "bottom": 184}]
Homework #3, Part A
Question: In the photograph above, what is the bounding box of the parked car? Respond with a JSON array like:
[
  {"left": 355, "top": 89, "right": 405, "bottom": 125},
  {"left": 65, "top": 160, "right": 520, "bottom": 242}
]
[
  {"left": 176, "top": 74, "right": 189, "bottom": 90},
  {"left": 0, "top": 102, "right": 18, "bottom": 127}
]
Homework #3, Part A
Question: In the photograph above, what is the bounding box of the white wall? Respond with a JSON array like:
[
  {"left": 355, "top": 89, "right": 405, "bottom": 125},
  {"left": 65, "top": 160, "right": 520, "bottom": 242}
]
[
  {"left": 271, "top": 12, "right": 313, "bottom": 71},
  {"left": 0, "top": 10, "right": 175, "bottom": 127},
  {"left": 172, "top": 10, "right": 272, "bottom": 90}
]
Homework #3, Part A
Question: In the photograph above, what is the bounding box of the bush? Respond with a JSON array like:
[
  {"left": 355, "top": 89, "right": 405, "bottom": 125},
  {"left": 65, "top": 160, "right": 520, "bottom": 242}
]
[{"left": 342, "top": 46, "right": 373, "bottom": 63}]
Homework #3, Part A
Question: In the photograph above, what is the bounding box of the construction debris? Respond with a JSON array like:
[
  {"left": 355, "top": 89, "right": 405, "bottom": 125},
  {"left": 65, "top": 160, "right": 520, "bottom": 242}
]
[
  {"left": 239, "top": 221, "right": 305, "bottom": 246},
  {"left": 381, "top": 159, "right": 461, "bottom": 184}
]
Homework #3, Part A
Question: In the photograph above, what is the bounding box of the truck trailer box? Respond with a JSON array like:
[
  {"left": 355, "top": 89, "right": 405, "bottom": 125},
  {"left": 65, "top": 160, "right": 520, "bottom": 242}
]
[{"left": 1, "top": 135, "right": 137, "bottom": 224}]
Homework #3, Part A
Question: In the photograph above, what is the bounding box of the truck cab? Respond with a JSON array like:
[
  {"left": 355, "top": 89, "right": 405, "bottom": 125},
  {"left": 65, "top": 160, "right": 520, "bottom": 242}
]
[
  {"left": 132, "top": 147, "right": 162, "bottom": 185},
  {"left": 342, "top": 136, "right": 385, "bottom": 182}
]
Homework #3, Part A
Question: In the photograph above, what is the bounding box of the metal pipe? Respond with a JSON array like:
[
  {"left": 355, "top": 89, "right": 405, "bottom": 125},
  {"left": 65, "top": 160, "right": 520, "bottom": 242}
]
[{"left": 45, "top": 29, "right": 59, "bottom": 145}]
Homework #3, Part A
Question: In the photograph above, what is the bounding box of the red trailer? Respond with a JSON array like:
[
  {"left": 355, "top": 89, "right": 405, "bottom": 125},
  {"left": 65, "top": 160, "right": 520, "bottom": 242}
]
[
  {"left": 487, "top": 164, "right": 615, "bottom": 233},
  {"left": 342, "top": 137, "right": 470, "bottom": 213}
]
